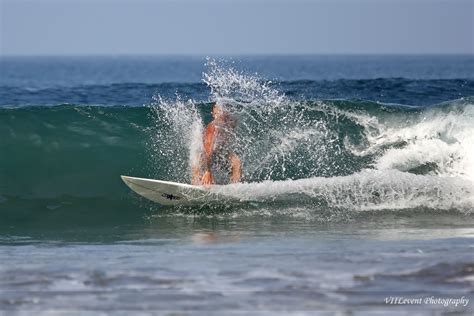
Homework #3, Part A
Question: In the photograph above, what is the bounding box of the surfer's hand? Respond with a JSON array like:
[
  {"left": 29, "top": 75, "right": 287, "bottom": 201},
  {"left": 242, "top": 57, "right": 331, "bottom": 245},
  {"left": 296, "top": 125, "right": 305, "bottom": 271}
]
[{"left": 201, "top": 171, "right": 214, "bottom": 186}]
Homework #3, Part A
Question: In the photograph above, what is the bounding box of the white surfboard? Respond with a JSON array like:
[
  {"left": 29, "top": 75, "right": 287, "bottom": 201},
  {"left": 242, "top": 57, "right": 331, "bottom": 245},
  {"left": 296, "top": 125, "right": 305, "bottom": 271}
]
[{"left": 121, "top": 175, "right": 225, "bottom": 205}]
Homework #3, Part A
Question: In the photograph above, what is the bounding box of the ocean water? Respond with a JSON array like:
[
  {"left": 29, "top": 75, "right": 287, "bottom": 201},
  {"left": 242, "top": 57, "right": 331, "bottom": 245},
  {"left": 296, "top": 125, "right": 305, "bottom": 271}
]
[{"left": 0, "top": 55, "right": 473, "bottom": 314}]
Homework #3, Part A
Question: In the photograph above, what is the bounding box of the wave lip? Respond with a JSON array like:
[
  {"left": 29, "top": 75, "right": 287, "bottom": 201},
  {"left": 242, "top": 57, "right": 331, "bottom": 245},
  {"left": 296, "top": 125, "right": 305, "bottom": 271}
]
[{"left": 344, "top": 98, "right": 474, "bottom": 183}]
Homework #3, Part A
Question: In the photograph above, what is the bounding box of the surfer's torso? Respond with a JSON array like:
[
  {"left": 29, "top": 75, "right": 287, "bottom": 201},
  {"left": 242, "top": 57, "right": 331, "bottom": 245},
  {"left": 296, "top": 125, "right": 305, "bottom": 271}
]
[{"left": 203, "top": 113, "right": 236, "bottom": 173}]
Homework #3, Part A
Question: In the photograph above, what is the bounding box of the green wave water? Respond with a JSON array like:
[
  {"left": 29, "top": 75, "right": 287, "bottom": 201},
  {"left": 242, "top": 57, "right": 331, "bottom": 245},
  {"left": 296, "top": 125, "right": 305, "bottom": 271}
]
[{"left": 1, "top": 98, "right": 473, "bottom": 227}]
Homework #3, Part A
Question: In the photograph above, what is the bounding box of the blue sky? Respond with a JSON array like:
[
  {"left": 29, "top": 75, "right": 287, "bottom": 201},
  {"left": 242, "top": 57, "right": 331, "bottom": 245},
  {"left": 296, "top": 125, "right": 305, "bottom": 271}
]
[{"left": 1, "top": 0, "right": 473, "bottom": 55}]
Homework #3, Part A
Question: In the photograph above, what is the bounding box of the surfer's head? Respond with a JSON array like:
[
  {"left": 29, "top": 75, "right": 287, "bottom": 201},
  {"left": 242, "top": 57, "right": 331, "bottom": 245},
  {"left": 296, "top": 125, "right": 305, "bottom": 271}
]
[
  {"left": 211, "top": 103, "right": 223, "bottom": 119},
  {"left": 212, "top": 103, "right": 237, "bottom": 128}
]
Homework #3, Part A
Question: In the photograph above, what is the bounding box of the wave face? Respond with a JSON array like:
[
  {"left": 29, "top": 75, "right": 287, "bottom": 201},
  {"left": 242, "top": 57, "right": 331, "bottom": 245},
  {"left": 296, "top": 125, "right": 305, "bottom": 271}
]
[{"left": 1, "top": 60, "right": 473, "bottom": 223}]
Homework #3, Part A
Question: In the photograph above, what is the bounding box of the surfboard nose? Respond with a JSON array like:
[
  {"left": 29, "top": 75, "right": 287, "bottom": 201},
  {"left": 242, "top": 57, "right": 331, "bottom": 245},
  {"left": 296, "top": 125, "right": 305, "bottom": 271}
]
[
  {"left": 120, "top": 175, "right": 134, "bottom": 188},
  {"left": 120, "top": 175, "right": 131, "bottom": 185}
]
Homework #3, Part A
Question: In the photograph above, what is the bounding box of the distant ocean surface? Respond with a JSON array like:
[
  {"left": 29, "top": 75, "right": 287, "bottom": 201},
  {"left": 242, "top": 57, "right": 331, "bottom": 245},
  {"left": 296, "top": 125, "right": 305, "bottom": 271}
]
[{"left": 1, "top": 55, "right": 473, "bottom": 314}]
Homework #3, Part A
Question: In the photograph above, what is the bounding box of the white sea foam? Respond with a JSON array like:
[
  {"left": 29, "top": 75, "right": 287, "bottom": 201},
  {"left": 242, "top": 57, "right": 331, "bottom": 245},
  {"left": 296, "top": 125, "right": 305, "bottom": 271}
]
[
  {"left": 149, "top": 60, "right": 474, "bottom": 212},
  {"left": 346, "top": 101, "right": 474, "bottom": 182},
  {"left": 209, "top": 169, "right": 474, "bottom": 213},
  {"left": 148, "top": 96, "right": 203, "bottom": 182}
]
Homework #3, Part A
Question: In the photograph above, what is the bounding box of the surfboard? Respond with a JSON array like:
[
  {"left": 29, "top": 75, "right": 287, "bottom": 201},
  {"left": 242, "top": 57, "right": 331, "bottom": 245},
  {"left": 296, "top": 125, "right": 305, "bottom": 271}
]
[{"left": 120, "top": 175, "right": 224, "bottom": 205}]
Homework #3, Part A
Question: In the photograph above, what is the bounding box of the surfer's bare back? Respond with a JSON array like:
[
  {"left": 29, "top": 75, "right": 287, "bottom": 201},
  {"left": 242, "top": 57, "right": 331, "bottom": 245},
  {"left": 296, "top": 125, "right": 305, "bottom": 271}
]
[{"left": 192, "top": 103, "right": 241, "bottom": 185}]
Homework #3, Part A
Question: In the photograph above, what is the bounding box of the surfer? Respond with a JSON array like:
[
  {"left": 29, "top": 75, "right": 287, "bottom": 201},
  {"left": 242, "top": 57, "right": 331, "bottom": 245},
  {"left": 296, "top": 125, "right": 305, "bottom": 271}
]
[{"left": 192, "top": 103, "right": 241, "bottom": 185}]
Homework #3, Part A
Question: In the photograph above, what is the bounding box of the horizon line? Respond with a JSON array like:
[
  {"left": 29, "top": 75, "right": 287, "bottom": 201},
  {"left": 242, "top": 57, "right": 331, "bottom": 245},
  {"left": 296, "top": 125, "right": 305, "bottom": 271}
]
[{"left": 1, "top": 52, "right": 473, "bottom": 58}]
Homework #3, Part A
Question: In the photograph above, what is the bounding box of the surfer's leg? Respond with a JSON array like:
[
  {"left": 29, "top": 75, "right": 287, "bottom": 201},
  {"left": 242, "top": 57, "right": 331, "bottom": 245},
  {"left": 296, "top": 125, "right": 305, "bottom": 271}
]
[
  {"left": 229, "top": 153, "right": 241, "bottom": 183},
  {"left": 201, "top": 170, "right": 214, "bottom": 186},
  {"left": 191, "top": 154, "right": 203, "bottom": 185},
  {"left": 200, "top": 152, "right": 215, "bottom": 185},
  {"left": 191, "top": 165, "right": 201, "bottom": 185}
]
